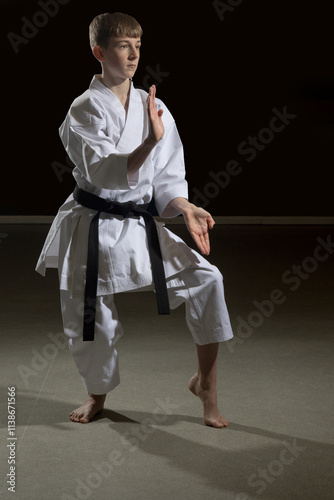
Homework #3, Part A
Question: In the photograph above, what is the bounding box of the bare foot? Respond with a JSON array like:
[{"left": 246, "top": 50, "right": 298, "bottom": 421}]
[
  {"left": 188, "top": 374, "right": 229, "bottom": 428},
  {"left": 69, "top": 394, "right": 106, "bottom": 423}
]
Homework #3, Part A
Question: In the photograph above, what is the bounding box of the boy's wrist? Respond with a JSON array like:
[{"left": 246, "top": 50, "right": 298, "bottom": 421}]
[
  {"left": 144, "top": 136, "right": 159, "bottom": 148},
  {"left": 169, "top": 197, "right": 191, "bottom": 214}
]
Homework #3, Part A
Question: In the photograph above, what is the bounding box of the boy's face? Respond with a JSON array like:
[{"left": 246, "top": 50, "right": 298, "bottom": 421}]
[{"left": 98, "top": 36, "right": 141, "bottom": 80}]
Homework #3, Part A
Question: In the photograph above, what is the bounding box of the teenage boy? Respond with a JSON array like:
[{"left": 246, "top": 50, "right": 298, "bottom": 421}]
[{"left": 36, "top": 12, "right": 233, "bottom": 427}]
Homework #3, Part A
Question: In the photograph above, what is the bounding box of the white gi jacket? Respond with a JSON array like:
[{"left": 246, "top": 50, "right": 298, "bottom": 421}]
[{"left": 36, "top": 76, "right": 198, "bottom": 296}]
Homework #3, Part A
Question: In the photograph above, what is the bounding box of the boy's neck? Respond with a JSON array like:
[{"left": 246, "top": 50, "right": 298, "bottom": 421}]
[{"left": 98, "top": 73, "right": 131, "bottom": 109}]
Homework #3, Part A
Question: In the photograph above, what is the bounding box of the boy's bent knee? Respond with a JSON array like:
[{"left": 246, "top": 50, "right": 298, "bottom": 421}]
[{"left": 202, "top": 264, "right": 224, "bottom": 291}]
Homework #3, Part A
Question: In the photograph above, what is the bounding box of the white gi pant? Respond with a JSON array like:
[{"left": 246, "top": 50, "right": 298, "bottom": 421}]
[{"left": 60, "top": 253, "right": 233, "bottom": 395}]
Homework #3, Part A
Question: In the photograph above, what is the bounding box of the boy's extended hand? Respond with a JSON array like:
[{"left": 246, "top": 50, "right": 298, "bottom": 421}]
[
  {"left": 166, "top": 198, "right": 215, "bottom": 256},
  {"left": 147, "top": 85, "right": 164, "bottom": 144},
  {"left": 183, "top": 204, "right": 215, "bottom": 256}
]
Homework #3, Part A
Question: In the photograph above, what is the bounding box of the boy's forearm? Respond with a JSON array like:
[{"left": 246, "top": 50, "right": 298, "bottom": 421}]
[{"left": 127, "top": 137, "right": 158, "bottom": 177}]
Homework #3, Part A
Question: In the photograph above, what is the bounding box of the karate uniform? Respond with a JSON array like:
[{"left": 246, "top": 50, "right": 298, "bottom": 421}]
[{"left": 36, "top": 75, "right": 233, "bottom": 394}]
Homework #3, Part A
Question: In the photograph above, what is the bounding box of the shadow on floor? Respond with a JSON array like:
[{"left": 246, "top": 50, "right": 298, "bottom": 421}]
[{"left": 3, "top": 387, "right": 332, "bottom": 499}]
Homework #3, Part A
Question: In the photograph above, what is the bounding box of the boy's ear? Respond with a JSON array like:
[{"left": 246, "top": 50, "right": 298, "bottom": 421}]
[{"left": 92, "top": 45, "right": 105, "bottom": 62}]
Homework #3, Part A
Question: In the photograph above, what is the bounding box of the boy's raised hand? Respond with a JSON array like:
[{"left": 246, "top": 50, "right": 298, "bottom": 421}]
[{"left": 147, "top": 85, "right": 164, "bottom": 144}]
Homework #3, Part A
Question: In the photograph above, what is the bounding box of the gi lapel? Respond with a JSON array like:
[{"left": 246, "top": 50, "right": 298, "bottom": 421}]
[
  {"left": 116, "top": 82, "right": 146, "bottom": 153},
  {"left": 90, "top": 75, "right": 126, "bottom": 125}
]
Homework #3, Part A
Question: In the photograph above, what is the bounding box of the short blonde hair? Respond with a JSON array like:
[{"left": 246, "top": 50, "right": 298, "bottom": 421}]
[{"left": 89, "top": 12, "right": 143, "bottom": 50}]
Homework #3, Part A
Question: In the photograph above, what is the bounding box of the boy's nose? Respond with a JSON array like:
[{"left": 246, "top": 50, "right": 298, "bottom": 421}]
[{"left": 129, "top": 48, "right": 139, "bottom": 60}]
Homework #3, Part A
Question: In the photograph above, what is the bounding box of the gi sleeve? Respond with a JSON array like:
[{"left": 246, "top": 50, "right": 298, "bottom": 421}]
[
  {"left": 59, "top": 94, "right": 138, "bottom": 190},
  {"left": 152, "top": 112, "right": 188, "bottom": 218}
]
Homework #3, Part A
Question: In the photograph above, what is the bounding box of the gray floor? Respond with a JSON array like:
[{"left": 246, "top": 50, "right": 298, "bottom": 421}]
[{"left": 0, "top": 223, "right": 333, "bottom": 500}]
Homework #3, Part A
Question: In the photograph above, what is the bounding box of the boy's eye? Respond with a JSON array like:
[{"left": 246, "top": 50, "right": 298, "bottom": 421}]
[{"left": 119, "top": 45, "right": 140, "bottom": 50}]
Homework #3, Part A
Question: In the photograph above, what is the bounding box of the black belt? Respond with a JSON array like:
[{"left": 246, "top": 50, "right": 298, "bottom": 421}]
[{"left": 73, "top": 186, "right": 170, "bottom": 341}]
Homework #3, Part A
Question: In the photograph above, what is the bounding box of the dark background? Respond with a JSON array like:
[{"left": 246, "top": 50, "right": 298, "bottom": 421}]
[{"left": 1, "top": 0, "right": 333, "bottom": 216}]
